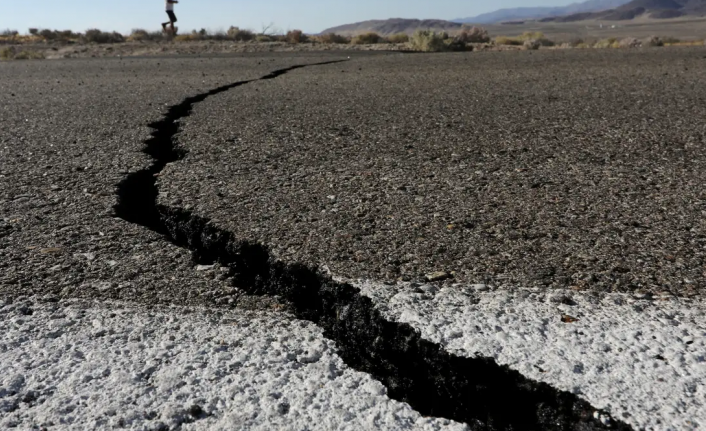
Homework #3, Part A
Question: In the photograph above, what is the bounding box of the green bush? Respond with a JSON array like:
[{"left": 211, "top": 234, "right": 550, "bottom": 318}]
[
  {"left": 409, "top": 30, "right": 447, "bottom": 52},
  {"left": 352, "top": 32, "right": 383, "bottom": 44}
]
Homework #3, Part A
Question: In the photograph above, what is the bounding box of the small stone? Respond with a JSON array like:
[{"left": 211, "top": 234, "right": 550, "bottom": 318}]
[
  {"left": 40, "top": 247, "right": 62, "bottom": 254},
  {"left": 418, "top": 284, "right": 438, "bottom": 295},
  {"left": 188, "top": 404, "right": 204, "bottom": 417},
  {"left": 196, "top": 264, "right": 216, "bottom": 271},
  {"left": 425, "top": 271, "right": 452, "bottom": 282},
  {"left": 471, "top": 284, "right": 489, "bottom": 292}
]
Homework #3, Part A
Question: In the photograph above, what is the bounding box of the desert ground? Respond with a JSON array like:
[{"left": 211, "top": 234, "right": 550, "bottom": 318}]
[{"left": 1, "top": 48, "right": 705, "bottom": 430}]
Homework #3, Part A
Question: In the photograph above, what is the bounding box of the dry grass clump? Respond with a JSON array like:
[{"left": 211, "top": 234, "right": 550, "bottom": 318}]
[
  {"left": 315, "top": 33, "right": 350, "bottom": 44},
  {"left": 286, "top": 29, "right": 308, "bottom": 43},
  {"left": 409, "top": 30, "right": 447, "bottom": 52},
  {"left": 352, "top": 32, "right": 383, "bottom": 44},
  {"left": 0, "top": 47, "right": 44, "bottom": 60},
  {"left": 494, "top": 36, "right": 523, "bottom": 46}
]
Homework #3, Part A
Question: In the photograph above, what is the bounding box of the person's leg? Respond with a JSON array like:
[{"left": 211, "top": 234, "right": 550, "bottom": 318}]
[{"left": 167, "top": 11, "right": 177, "bottom": 33}]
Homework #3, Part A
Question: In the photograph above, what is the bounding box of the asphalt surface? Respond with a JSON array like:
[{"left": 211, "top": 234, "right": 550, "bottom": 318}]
[
  {"left": 162, "top": 48, "right": 706, "bottom": 296},
  {"left": 1, "top": 49, "right": 705, "bottom": 429}
]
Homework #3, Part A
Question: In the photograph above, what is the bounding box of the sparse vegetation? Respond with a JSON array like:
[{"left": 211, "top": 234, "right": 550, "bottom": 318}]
[
  {"left": 1, "top": 47, "right": 44, "bottom": 60},
  {"left": 409, "top": 30, "right": 447, "bottom": 52},
  {"left": 351, "top": 32, "right": 383, "bottom": 44}
]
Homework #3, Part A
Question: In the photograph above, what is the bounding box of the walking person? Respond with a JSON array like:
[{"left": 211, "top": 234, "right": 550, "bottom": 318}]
[{"left": 162, "top": 0, "right": 179, "bottom": 34}]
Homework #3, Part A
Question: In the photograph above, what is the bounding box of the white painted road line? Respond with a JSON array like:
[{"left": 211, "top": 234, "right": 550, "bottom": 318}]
[
  {"left": 0, "top": 299, "right": 466, "bottom": 431},
  {"left": 357, "top": 281, "right": 706, "bottom": 430}
]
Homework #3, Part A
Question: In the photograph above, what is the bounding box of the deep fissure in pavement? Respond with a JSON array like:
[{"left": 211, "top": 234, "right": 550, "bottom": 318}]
[{"left": 114, "top": 61, "right": 632, "bottom": 431}]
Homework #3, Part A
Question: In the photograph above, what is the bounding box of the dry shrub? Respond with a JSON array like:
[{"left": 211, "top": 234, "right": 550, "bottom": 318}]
[
  {"left": 1, "top": 29, "right": 18, "bottom": 37},
  {"left": 316, "top": 33, "right": 349, "bottom": 44},
  {"left": 83, "top": 29, "right": 125, "bottom": 44},
  {"left": 0, "top": 47, "right": 14, "bottom": 60},
  {"left": 523, "top": 39, "right": 541, "bottom": 50},
  {"left": 128, "top": 29, "right": 162, "bottom": 42},
  {"left": 619, "top": 37, "right": 641, "bottom": 48},
  {"left": 286, "top": 29, "right": 307, "bottom": 43},
  {"left": 567, "top": 37, "right": 584, "bottom": 47},
  {"left": 643, "top": 36, "right": 663, "bottom": 47},
  {"left": 256, "top": 34, "right": 273, "bottom": 42},
  {"left": 494, "top": 36, "right": 522, "bottom": 46},
  {"left": 352, "top": 32, "right": 383, "bottom": 44},
  {"left": 13, "top": 50, "right": 45, "bottom": 60},
  {"left": 456, "top": 26, "right": 490, "bottom": 43},
  {"left": 409, "top": 30, "right": 447, "bottom": 52},
  {"left": 387, "top": 33, "right": 409, "bottom": 44},
  {"left": 1, "top": 47, "right": 44, "bottom": 60},
  {"left": 227, "top": 26, "right": 255, "bottom": 41}
]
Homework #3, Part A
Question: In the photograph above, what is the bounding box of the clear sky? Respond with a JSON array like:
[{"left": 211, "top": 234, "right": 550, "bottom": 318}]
[{"left": 0, "top": 0, "right": 577, "bottom": 35}]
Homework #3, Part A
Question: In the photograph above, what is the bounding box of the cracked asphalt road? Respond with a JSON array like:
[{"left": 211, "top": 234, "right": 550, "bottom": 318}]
[
  {"left": 0, "top": 53, "right": 347, "bottom": 308},
  {"left": 160, "top": 48, "right": 706, "bottom": 296},
  {"left": 2, "top": 49, "right": 706, "bottom": 430}
]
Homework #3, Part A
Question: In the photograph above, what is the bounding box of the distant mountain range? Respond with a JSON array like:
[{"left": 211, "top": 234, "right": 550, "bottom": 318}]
[
  {"left": 321, "top": 0, "right": 706, "bottom": 36},
  {"left": 455, "top": 0, "right": 631, "bottom": 23},
  {"left": 540, "top": 0, "right": 706, "bottom": 22},
  {"left": 320, "top": 19, "right": 464, "bottom": 36}
]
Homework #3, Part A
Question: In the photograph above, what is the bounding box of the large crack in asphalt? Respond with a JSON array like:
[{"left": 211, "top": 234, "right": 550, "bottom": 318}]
[{"left": 114, "top": 60, "right": 633, "bottom": 431}]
